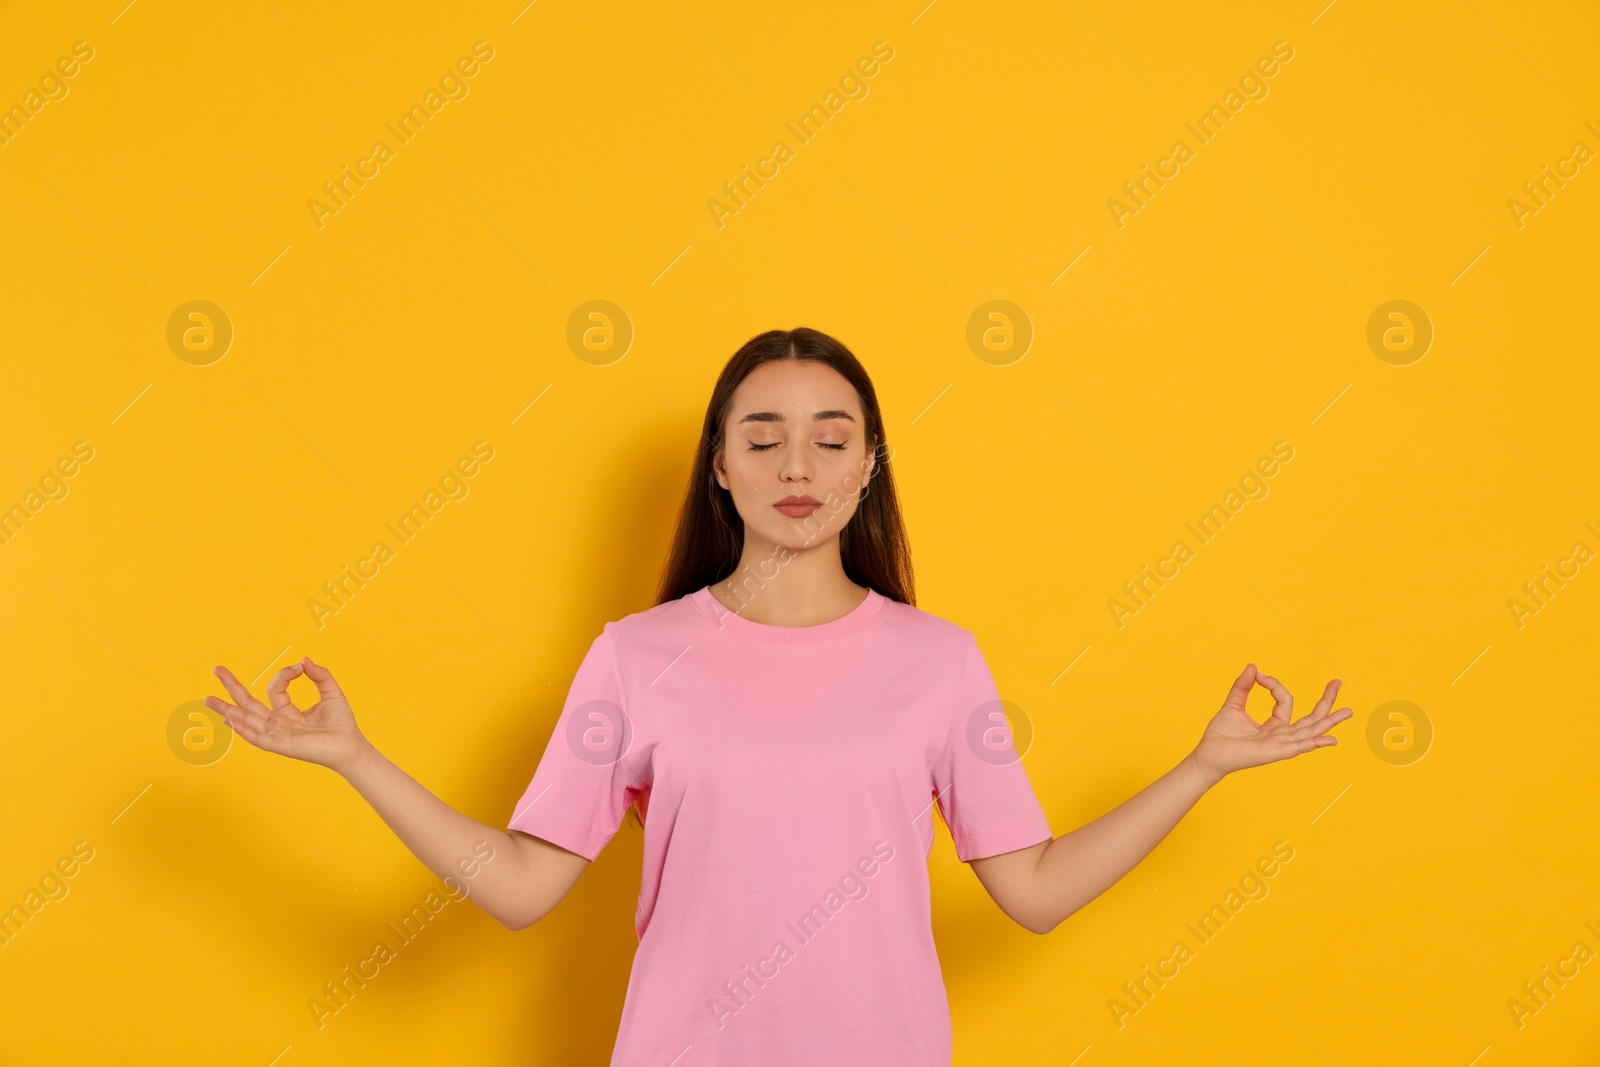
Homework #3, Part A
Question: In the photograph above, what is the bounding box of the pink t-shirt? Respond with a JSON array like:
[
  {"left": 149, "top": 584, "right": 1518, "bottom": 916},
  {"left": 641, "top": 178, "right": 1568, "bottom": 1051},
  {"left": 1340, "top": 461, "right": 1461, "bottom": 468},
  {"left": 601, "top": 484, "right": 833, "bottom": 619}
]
[{"left": 506, "top": 584, "right": 1054, "bottom": 1066}]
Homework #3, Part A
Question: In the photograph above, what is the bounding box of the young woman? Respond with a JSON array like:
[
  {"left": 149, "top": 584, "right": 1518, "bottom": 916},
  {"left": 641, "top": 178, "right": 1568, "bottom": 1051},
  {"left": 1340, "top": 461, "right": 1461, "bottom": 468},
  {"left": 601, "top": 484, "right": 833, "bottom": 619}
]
[{"left": 206, "top": 327, "right": 1351, "bottom": 1065}]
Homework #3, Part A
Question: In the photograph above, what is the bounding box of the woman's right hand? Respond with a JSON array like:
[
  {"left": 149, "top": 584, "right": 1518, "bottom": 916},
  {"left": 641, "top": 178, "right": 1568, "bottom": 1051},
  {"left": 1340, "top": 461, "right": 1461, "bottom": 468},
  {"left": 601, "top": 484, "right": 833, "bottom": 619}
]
[{"left": 206, "top": 657, "right": 367, "bottom": 774}]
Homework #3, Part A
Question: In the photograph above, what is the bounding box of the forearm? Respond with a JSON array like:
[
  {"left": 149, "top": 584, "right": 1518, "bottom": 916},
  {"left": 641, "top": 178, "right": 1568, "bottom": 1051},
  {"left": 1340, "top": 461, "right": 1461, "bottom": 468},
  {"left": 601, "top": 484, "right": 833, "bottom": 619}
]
[
  {"left": 338, "top": 739, "right": 536, "bottom": 928},
  {"left": 1028, "top": 751, "right": 1219, "bottom": 930}
]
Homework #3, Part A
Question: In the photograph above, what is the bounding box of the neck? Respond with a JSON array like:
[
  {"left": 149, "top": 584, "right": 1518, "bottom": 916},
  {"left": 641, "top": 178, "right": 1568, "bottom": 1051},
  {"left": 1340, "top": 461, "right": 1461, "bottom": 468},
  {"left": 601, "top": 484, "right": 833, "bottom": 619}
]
[{"left": 712, "top": 535, "right": 865, "bottom": 626}]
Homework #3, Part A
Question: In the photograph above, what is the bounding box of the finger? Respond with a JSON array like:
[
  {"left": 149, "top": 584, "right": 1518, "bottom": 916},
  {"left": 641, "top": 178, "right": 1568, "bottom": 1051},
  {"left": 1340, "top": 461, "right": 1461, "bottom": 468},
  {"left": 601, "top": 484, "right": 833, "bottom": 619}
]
[
  {"left": 1222, "top": 663, "right": 1259, "bottom": 711},
  {"left": 265, "top": 662, "right": 306, "bottom": 711},
  {"left": 1255, "top": 671, "right": 1294, "bottom": 724},
  {"left": 1298, "top": 678, "right": 1341, "bottom": 725},
  {"left": 301, "top": 657, "right": 347, "bottom": 702},
  {"left": 1291, "top": 705, "right": 1354, "bottom": 739},
  {"left": 212, "top": 665, "right": 268, "bottom": 715},
  {"left": 205, "top": 694, "right": 264, "bottom": 733},
  {"left": 1266, "top": 734, "right": 1337, "bottom": 762},
  {"left": 208, "top": 697, "right": 271, "bottom": 746},
  {"left": 203, "top": 694, "right": 239, "bottom": 723}
]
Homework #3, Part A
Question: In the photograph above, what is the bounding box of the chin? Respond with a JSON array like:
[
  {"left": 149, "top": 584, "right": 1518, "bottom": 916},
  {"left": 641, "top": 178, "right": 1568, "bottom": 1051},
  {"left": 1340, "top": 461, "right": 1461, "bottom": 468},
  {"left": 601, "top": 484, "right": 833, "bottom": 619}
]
[{"left": 748, "top": 516, "right": 839, "bottom": 553}]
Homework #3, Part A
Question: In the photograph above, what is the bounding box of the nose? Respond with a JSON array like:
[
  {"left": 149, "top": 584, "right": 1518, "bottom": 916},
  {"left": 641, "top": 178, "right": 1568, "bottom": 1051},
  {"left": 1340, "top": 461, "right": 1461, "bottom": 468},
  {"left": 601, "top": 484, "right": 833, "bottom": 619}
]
[{"left": 779, "top": 447, "right": 813, "bottom": 483}]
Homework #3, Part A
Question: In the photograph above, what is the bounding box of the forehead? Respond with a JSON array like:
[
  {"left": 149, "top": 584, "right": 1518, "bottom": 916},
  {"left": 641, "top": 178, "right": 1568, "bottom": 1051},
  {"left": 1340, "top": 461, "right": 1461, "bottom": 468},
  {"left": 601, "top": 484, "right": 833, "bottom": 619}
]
[{"left": 726, "top": 360, "right": 861, "bottom": 423}]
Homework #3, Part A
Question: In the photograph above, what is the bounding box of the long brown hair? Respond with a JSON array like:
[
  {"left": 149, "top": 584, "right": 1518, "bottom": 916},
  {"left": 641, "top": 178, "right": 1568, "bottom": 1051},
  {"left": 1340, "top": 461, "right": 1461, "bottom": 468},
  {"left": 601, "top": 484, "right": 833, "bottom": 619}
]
[
  {"left": 622, "top": 328, "right": 914, "bottom": 833},
  {"left": 654, "top": 326, "right": 915, "bottom": 607}
]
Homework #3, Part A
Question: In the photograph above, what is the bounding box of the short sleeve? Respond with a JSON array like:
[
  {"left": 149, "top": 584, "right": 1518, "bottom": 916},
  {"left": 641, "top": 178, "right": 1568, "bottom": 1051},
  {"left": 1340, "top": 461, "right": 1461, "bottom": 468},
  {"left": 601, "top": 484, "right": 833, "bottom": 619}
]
[
  {"left": 506, "top": 626, "right": 640, "bottom": 861},
  {"left": 932, "top": 634, "right": 1054, "bottom": 862}
]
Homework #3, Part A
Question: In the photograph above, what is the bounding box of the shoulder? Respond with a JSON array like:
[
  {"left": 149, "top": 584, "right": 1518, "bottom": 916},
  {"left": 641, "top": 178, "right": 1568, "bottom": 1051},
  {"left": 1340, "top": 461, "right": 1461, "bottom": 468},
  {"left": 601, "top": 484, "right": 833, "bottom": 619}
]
[
  {"left": 592, "top": 588, "right": 708, "bottom": 654},
  {"left": 875, "top": 594, "right": 978, "bottom": 658},
  {"left": 590, "top": 586, "right": 978, "bottom": 658}
]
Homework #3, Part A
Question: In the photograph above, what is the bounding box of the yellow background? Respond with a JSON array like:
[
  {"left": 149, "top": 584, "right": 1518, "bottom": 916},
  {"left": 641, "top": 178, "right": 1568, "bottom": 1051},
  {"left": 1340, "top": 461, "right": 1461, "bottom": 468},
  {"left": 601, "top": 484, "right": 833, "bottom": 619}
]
[{"left": 3, "top": 1, "right": 1597, "bottom": 1063}]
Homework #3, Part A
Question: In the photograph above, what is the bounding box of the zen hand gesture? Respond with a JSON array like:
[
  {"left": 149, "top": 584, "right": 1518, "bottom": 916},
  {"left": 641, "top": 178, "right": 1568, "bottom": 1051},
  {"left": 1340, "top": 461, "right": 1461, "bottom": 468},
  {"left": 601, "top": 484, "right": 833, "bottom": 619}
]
[
  {"left": 205, "top": 657, "right": 366, "bottom": 774},
  {"left": 1189, "top": 664, "right": 1352, "bottom": 784}
]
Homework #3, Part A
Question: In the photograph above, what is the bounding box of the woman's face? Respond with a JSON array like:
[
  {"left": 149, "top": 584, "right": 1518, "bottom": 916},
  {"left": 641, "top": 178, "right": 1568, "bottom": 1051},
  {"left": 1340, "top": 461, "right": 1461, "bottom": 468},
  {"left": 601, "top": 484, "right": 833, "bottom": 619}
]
[{"left": 712, "top": 359, "right": 877, "bottom": 553}]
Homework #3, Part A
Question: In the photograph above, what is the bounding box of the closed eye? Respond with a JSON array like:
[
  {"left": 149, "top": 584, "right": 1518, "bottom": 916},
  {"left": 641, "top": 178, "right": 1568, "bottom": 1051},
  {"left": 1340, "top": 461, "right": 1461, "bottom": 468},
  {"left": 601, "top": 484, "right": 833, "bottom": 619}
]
[{"left": 747, "top": 442, "right": 849, "bottom": 451}]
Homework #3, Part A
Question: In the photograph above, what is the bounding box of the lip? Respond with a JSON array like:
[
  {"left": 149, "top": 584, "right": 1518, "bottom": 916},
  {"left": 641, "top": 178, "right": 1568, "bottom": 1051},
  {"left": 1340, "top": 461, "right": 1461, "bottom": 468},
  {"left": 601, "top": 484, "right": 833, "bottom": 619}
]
[{"left": 774, "top": 495, "right": 822, "bottom": 517}]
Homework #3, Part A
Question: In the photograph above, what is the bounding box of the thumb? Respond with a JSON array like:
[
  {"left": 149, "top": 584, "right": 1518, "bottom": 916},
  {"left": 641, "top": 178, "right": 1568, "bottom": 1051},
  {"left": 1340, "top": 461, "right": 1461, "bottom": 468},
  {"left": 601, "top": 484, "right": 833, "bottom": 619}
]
[
  {"left": 1222, "top": 662, "right": 1256, "bottom": 710},
  {"left": 301, "top": 656, "right": 347, "bottom": 702}
]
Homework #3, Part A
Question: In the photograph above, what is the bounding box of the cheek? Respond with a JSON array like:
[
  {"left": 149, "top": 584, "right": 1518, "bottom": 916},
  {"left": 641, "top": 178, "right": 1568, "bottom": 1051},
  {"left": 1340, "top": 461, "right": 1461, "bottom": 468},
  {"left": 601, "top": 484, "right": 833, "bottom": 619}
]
[
  {"left": 720, "top": 452, "right": 767, "bottom": 494},
  {"left": 832, "top": 455, "right": 867, "bottom": 491}
]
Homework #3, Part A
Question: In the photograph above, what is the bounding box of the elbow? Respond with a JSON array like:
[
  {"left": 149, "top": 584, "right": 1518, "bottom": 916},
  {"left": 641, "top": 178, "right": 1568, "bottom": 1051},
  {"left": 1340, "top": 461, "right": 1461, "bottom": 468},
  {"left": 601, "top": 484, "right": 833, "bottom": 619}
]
[
  {"left": 486, "top": 900, "right": 546, "bottom": 932},
  {"left": 1018, "top": 907, "right": 1071, "bottom": 935},
  {"left": 501, "top": 904, "right": 554, "bottom": 931}
]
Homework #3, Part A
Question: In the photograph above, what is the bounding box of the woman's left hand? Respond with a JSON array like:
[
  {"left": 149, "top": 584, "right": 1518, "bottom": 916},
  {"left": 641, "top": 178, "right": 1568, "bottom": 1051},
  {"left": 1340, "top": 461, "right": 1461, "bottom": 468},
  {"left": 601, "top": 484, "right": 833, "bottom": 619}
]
[{"left": 1189, "top": 664, "right": 1352, "bottom": 784}]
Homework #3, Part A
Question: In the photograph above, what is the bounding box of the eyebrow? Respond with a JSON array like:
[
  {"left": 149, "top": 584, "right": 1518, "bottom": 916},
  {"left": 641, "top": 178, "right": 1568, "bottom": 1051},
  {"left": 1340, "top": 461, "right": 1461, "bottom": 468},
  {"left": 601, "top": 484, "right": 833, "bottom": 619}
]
[{"left": 737, "top": 409, "right": 856, "bottom": 425}]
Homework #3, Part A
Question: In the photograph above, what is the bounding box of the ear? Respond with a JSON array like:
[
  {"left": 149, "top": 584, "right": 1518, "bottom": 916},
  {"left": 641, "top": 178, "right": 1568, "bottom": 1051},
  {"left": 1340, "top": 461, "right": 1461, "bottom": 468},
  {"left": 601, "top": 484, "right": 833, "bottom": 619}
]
[{"left": 712, "top": 448, "right": 729, "bottom": 491}]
